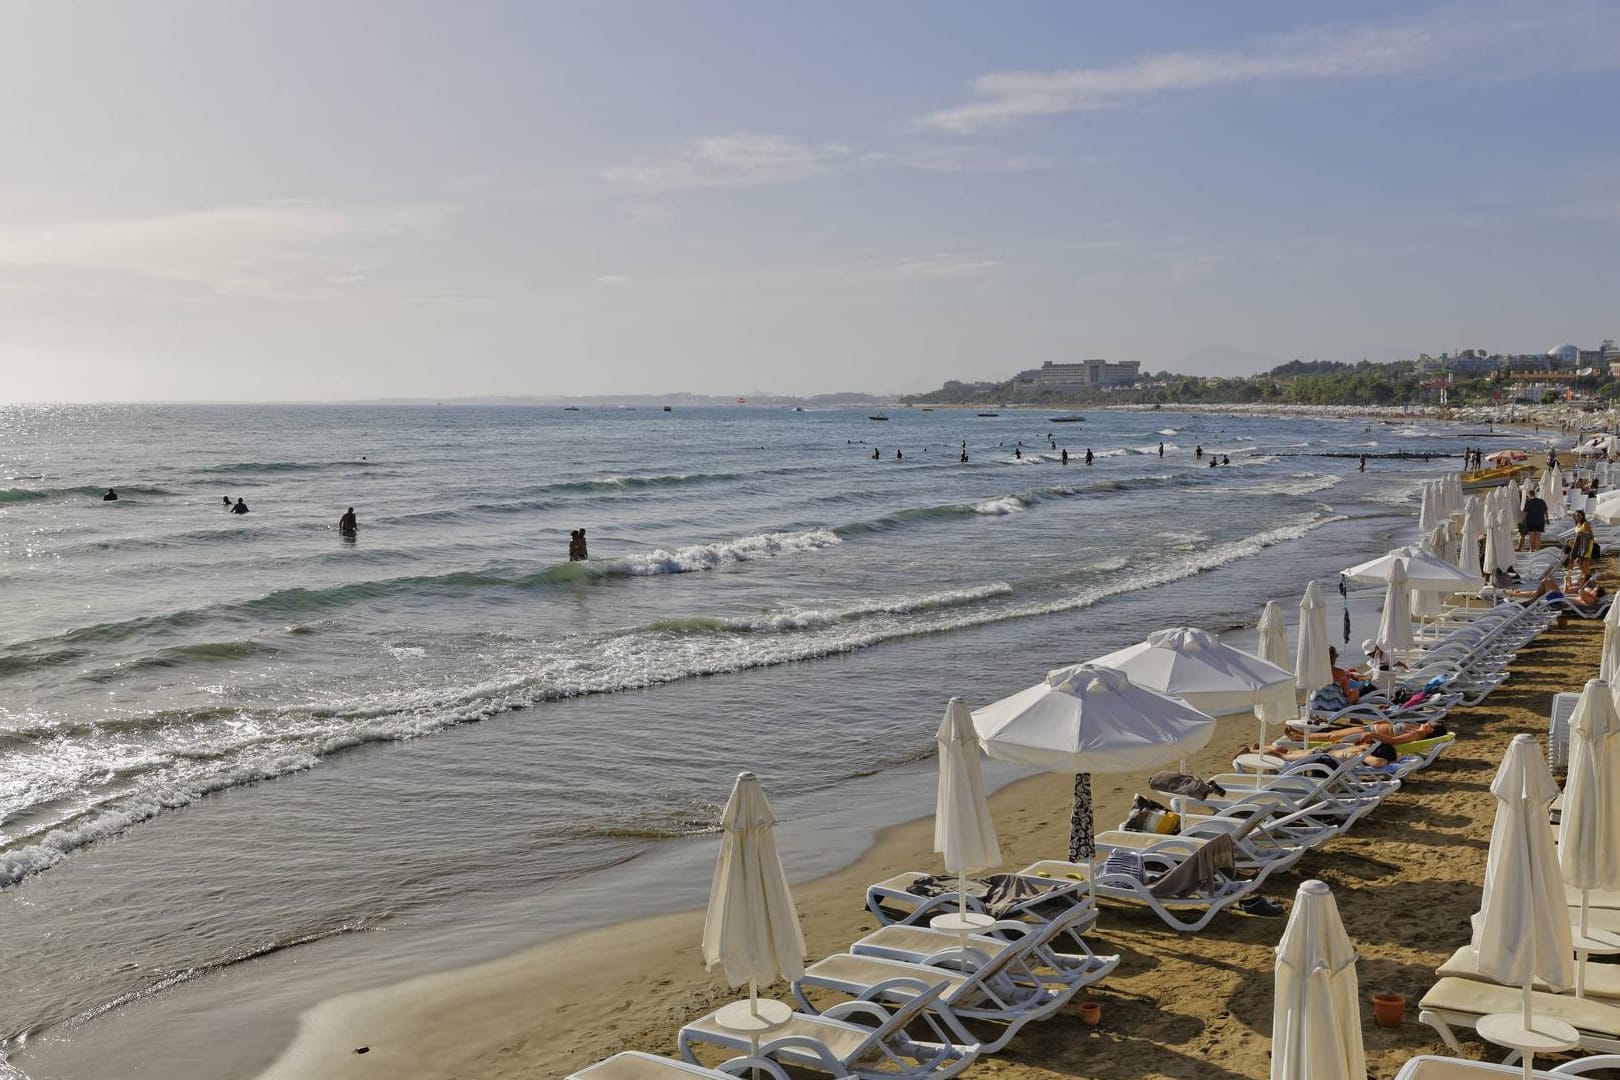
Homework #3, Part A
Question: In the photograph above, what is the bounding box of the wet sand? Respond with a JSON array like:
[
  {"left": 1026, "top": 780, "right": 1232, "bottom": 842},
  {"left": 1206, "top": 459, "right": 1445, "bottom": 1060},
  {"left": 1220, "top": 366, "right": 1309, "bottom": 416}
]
[{"left": 254, "top": 582, "right": 1607, "bottom": 1080}]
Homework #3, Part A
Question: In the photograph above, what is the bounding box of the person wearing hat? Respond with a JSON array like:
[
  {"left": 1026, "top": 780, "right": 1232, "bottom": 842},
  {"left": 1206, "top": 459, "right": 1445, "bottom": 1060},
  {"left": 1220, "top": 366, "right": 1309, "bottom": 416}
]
[{"left": 1361, "top": 638, "right": 1406, "bottom": 681}]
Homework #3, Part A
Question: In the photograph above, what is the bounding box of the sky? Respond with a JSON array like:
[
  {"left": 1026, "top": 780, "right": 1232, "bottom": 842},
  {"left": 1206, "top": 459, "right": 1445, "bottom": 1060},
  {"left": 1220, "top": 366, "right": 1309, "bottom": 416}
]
[{"left": 2, "top": 0, "right": 1619, "bottom": 402}]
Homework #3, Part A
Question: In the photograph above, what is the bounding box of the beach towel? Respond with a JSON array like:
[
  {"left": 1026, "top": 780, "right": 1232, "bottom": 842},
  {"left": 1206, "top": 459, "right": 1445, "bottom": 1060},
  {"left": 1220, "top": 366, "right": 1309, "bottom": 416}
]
[
  {"left": 1147, "top": 771, "right": 1226, "bottom": 800},
  {"left": 903, "top": 873, "right": 1051, "bottom": 919},
  {"left": 1147, "top": 833, "right": 1236, "bottom": 899}
]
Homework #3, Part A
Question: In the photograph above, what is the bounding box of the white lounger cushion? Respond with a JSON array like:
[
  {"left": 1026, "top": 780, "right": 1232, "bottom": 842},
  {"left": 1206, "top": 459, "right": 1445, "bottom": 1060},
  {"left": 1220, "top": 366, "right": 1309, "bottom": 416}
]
[
  {"left": 682, "top": 1013, "right": 878, "bottom": 1063},
  {"left": 1437, "top": 946, "right": 1620, "bottom": 1000},
  {"left": 1421, "top": 977, "right": 1620, "bottom": 1038}
]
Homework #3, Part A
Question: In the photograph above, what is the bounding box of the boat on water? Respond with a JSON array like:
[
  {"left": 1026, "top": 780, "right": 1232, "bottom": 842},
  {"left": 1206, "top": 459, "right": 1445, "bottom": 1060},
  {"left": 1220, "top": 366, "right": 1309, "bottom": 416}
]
[
  {"left": 1048, "top": 415, "right": 1085, "bottom": 423},
  {"left": 793, "top": 406, "right": 804, "bottom": 412},
  {"left": 663, "top": 405, "right": 672, "bottom": 412},
  {"left": 977, "top": 412, "right": 999, "bottom": 417},
  {"left": 920, "top": 407, "right": 934, "bottom": 412},
  {"left": 869, "top": 414, "right": 889, "bottom": 421},
  {"left": 563, "top": 406, "right": 580, "bottom": 411},
  {"left": 1461, "top": 462, "right": 1540, "bottom": 491}
]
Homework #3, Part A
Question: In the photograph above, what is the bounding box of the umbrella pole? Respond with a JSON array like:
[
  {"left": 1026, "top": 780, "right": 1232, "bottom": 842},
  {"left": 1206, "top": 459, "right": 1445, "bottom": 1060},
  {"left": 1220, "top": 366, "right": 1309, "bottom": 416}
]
[{"left": 1069, "top": 773, "right": 1094, "bottom": 862}]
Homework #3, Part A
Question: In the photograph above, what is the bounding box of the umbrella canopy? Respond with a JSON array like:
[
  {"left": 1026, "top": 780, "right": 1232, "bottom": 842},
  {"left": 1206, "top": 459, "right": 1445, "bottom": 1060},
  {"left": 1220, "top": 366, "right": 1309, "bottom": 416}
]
[
  {"left": 1459, "top": 496, "right": 1485, "bottom": 573},
  {"left": 972, "top": 664, "right": 1217, "bottom": 775},
  {"left": 1374, "top": 558, "right": 1415, "bottom": 656},
  {"left": 1344, "top": 545, "right": 1478, "bottom": 592},
  {"left": 1482, "top": 494, "right": 1513, "bottom": 576},
  {"left": 1545, "top": 465, "right": 1565, "bottom": 520},
  {"left": 935, "top": 698, "right": 1001, "bottom": 876},
  {"left": 1258, "top": 600, "right": 1290, "bottom": 672},
  {"left": 1089, "top": 626, "right": 1295, "bottom": 722},
  {"left": 972, "top": 664, "right": 1217, "bottom": 861},
  {"left": 1270, "top": 879, "right": 1365, "bottom": 1080},
  {"left": 1470, "top": 734, "right": 1573, "bottom": 992},
  {"left": 1418, "top": 481, "right": 1439, "bottom": 536},
  {"left": 1295, "top": 581, "right": 1332, "bottom": 693},
  {"left": 1560, "top": 680, "right": 1620, "bottom": 895},
  {"left": 702, "top": 772, "right": 807, "bottom": 990},
  {"left": 1486, "top": 449, "right": 1528, "bottom": 464}
]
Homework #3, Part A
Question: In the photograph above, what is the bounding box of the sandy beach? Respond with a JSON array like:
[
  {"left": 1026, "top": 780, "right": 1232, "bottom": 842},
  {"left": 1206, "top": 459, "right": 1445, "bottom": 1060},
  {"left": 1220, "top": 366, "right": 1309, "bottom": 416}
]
[{"left": 255, "top": 574, "right": 1609, "bottom": 1080}]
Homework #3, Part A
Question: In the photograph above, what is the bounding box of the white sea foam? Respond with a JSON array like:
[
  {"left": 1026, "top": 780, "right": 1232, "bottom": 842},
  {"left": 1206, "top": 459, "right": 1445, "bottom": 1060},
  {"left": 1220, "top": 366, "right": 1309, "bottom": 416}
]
[
  {"left": 972, "top": 496, "right": 1028, "bottom": 515},
  {"left": 610, "top": 529, "right": 841, "bottom": 574}
]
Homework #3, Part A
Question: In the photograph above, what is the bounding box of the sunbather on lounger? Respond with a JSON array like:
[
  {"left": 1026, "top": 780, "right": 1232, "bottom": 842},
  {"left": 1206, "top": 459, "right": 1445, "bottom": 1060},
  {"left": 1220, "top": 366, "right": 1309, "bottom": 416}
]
[
  {"left": 1285, "top": 719, "right": 1446, "bottom": 745},
  {"left": 1239, "top": 740, "right": 1402, "bottom": 769}
]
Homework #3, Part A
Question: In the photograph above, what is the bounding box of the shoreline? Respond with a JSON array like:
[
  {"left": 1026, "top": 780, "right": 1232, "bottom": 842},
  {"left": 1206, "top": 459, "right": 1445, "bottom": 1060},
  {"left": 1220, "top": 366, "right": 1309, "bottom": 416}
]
[{"left": 251, "top": 573, "right": 1613, "bottom": 1080}]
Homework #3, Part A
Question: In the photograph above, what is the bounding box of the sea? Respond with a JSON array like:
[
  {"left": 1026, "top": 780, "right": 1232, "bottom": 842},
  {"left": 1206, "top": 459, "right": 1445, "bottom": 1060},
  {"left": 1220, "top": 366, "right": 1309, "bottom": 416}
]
[{"left": 0, "top": 403, "right": 1509, "bottom": 1079}]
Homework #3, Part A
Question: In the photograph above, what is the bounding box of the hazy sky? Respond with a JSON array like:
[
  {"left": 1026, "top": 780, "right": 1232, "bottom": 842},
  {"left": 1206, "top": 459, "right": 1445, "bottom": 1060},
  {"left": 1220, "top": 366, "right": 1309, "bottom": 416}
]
[{"left": 3, "top": 1, "right": 1619, "bottom": 402}]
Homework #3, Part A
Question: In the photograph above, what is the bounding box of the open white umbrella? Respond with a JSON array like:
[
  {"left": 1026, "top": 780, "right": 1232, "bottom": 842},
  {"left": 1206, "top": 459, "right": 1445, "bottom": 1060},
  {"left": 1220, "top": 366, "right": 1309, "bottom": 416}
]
[
  {"left": 1560, "top": 679, "right": 1620, "bottom": 995},
  {"left": 1373, "top": 558, "right": 1414, "bottom": 690},
  {"left": 972, "top": 664, "right": 1216, "bottom": 861},
  {"left": 1258, "top": 600, "right": 1290, "bottom": 672},
  {"left": 1470, "top": 734, "right": 1576, "bottom": 1076},
  {"left": 1296, "top": 582, "right": 1331, "bottom": 695},
  {"left": 703, "top": 771, "right": 806, "bottom": 1033},
  {"left": 935, "top": 697, "right": 1002, "bottom": 924},
  {"left": 1091, "top": 626, "right": 1294, "bottom": 748},
  {"left": 1344, "top": 545, "right": 1478, "bottom": 593},
  {"left": 1270, "top": 879, "right": 1364, "bottom": 1080}
]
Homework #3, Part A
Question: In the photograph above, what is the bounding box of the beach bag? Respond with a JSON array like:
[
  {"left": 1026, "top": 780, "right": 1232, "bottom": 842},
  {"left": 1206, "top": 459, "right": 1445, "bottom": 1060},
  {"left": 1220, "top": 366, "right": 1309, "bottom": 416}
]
[
  {"left": 1147, "top": 770, "right": 1226, "bottom": 799},
  {"left": 1122, "top": 794, "right": 1180, "bottom": 835}
]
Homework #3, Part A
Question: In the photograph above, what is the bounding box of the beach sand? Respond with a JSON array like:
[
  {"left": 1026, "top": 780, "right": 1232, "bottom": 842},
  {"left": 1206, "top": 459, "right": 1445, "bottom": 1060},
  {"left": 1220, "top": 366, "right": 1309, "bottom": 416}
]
[{"left": 256, "top": 599, "right": 1606, "bottom": 1080}]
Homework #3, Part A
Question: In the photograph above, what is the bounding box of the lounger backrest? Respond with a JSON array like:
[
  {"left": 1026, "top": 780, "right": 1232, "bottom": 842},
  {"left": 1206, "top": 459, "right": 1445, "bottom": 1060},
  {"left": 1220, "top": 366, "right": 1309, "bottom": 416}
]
[
  {"left": 836, "top": 980, "right": 949, "bottom": 1060},
  {"left": 942, "top": 899, "right": 1091, "bottom": 1000}
]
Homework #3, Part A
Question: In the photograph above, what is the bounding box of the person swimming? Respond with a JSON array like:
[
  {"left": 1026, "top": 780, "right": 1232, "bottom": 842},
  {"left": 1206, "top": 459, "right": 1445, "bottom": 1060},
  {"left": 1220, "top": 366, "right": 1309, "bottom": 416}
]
[
  {"left": 231, "top": 498, "right": 249, "bottom": 514},
  {"left": 223, "top": 495, "right": 232, "bottom": 509},
  {"left": 103, "top": 489, "right": 117, "bottom": 501},
  {"left": 338, "top": 507, "right": 357, "bottom": 535}
]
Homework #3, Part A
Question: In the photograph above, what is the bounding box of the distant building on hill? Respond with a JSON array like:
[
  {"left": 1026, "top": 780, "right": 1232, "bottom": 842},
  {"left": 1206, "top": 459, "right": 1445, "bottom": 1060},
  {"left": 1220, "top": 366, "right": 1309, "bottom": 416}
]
[{"left": 1035, "top": 359, "right": 1140, "bottom": 388}]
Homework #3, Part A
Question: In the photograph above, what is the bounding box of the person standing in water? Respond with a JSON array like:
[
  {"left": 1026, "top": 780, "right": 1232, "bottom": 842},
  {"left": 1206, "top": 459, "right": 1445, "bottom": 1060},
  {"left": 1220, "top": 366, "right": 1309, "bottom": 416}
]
[
  {"left": 223, "top": 495, "right": 233, "bottom": 509},
  {"left": 1359, "top": 454, "right": 1366, "bottom": 472},
  {"left": 1195, "top": 445, "right": 1203, "bottom": 459},
  {"left": 102, "top": 488, "right": 118, "bottom": 501},
  {"left": 1061, "top": 449, "right": 1069, "bottom": 465},
  {"left": 1084, "top": 448, "right": 1093, "bottom": 466},
  {"left": 338, "top": 507, "right": 358, "bottom": 535},
  {"left": 895, "top": 449, "right": 902, "bottom": 460},
  {"left": 1014, "top": 447, "right": 1021, "bottom": 460},
  {"left": 568, "top": 529, "right": 589, "bottom": 561},
  {"left": 871, "top": 448, "right": 880, "bottom": 460},
  {"left": 231, "top": 498, "right": 249, "bottom": 514},
  {"left": 1158, "top": 442, "right": 1164, "bottom": 457}
]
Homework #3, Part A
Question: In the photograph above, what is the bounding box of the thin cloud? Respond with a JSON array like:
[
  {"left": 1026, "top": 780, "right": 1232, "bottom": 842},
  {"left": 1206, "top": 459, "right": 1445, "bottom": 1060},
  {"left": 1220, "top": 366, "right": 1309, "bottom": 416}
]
[
  {"left": 0, "top": 202, "right": 445, "bottom": 297},
  {"left": 860, "top": 144, "right": 1051, "bottom": 173},
  {"left": 923, "top": 3, "right": 1620, "bottom": 131},
  {"left": 603, "top": 134, "right": 850, "bottom": 192},
  {"left": 892, "top": 254, "right": 1003, "bottom": 280}
]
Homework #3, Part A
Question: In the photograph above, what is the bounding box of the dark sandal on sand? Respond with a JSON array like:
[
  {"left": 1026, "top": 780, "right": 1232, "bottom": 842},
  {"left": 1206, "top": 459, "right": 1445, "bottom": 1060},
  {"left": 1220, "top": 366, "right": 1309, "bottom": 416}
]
[{"left": 1238, "top": 895, "right": 1285, "bottom": 917}]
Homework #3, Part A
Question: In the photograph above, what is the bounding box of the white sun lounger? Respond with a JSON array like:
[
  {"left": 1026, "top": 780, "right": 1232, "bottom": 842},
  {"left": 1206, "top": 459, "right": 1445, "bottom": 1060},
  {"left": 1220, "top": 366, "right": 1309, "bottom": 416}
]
[
  {"left": 681, "top": 981, "right": 978, "bottom": 1080},
  {"left": 1437, "top": 945, "right": 1620, "bottom": 1001},
  {"left": 1419, "top": 977, "right": 1620, "bottom": 1059},
  {"left": 790, "top": 910, "right": 1084, "bottom": 1053},
  {"left": 1391, "top": 1055, "right": 1569, "bottom": 1078},
  {"left": 1086, "top": 828, "right": 1304, "bottom": 887},
  {"left": 848, "top": 903, "right": 1118, "bottom": 992},
  {"left": 863, "top": 871, "right": 1095, "bottom": 942},
  {"left": 1019, "top": 856, "right": 1256, "bottom": 933},
  {"left": 571, "top": 1052, "right": 792, "bottom": 1080}
]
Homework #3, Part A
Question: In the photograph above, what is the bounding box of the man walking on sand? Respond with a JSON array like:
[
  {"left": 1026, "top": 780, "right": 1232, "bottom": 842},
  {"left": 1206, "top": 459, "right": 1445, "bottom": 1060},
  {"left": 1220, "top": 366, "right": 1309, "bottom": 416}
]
[{"left": 1522, "top": 488, "right": 1547, "bottom": 552}]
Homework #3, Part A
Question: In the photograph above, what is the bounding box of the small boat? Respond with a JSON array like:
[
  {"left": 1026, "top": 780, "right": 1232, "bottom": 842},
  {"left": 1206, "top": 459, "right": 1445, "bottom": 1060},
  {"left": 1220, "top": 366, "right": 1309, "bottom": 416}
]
[
  {"left": 869, "top": 414, "right": 890, "bottom": 421},
  {"left": 920, "top": 407, "right": 934, "bottom": 412},
  {"left": 1461, "top": 462, "right": 1539, "bottom": 491},
  {"left": 563, "top": 406, "right": 580, "bottom": 411},
  {"left": 977, "top": 412, "right": 999, "bottom": 418},
  {"left": 1048, "top": 415, "right": 1085, "bottom": 423},
  {"left": 793, "top": 406, "right": 804, "bottom": 412},
  {"left": 663, "top": 405, "right": 672, "bottom": 412}
]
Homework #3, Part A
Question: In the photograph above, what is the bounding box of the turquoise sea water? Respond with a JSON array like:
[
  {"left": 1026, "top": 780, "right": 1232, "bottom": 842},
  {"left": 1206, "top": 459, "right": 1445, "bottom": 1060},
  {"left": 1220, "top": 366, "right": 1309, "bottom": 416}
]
[{"left": 0, "top": 403, "right": 1485, "bottom": 1077}]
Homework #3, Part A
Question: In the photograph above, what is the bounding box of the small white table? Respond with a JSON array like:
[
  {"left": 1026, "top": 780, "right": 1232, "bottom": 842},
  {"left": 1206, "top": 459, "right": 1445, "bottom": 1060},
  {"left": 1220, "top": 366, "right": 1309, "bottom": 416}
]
[
  {"left": 713, "top": 998, "right": 792, "bottom": 1061},
  {"left": 929, "top": 910, "right": 995, "bottom": 953},
  {"left": 1475, "top": 1012, "right": 1578, "bottom": 1080}
]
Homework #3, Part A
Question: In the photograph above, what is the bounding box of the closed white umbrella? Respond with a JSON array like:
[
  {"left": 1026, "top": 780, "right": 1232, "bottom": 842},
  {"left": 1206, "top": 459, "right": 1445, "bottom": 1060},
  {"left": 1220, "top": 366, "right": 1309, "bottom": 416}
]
[
  {"left": 1460, "top": 496, "right": 1485, "bottom": 574},
  {"left": 1270, "top": 879, "right": 1365, "bottom": 1080},
  {"left": 1418, "top": 481, "right": 1439, "bottom": 536},
  {"left": 1560, "top": 680, "right": 1620, "bottom": 986},
  {"left": 1602, "top": 616, "right": 1620, "bottom": 684},
  {"left": 1470, "top": 734, "right": 1576, "bottom": 1072},
  {"left": 1295, "top": 582, "right": 1331, "bottom": 695},
  {"left": 972, "top": 664, "right": 1216, "bottom": 861},
  {"left": 703, "top": 771, "right": 806, "bottom": 1026},
  {"left": 1545, "top": 464, "right": 1565, "bottom": 520},
  {"left": 1483, "top": 495, "right": 1513, "bottom": 577},
  {"left": 1258, "top": 600, "right": 1290, "bottom": 672},
  {"left": 1373, "top": 558, "right": 1414, "bottom": 691},
  {"left": 935, "top": 697, "right": 1001, "bottom": 921}
]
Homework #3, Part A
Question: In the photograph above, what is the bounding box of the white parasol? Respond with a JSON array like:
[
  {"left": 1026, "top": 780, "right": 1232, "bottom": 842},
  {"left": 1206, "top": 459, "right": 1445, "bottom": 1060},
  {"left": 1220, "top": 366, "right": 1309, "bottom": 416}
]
[
  {"left": 1295, "top": 581, "right": 1331, "bottom": 696},
  {"left": 934, "top": 697, "right": 1002, "bottom": 925},
  {"left": 972, "top": 664, "right": 1216, "bottom": 861},
  {"left": 1270, "top": 879, "right": 1365, "bottom": 1080},
  {"left": 1560, "top": 679, "right": 1620, "bottom": 995}
]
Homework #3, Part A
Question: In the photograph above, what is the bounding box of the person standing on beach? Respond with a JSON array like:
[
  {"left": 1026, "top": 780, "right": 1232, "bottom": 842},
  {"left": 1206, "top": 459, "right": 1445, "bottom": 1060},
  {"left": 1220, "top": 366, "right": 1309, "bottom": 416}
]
[
  {"left": 1522, "top": 489, "right": 1547, "bottom": 551},
  {"left": 1571, "top": 511, "right": 1595, "bottom": 576}
]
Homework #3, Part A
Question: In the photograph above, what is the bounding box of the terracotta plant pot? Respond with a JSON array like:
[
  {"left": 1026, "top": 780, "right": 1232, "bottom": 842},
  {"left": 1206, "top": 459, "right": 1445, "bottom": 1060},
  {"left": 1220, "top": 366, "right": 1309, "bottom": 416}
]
[
  {"left": 1372, "top": 993, "right": 1406, "bottom": 1028},
  {"left": 1078, "top": 1001, "right": 1102, "bottom": 1026}
]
